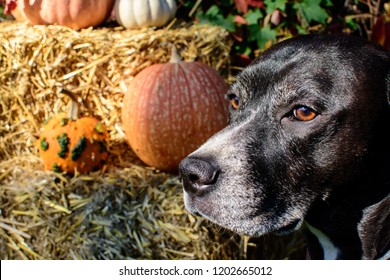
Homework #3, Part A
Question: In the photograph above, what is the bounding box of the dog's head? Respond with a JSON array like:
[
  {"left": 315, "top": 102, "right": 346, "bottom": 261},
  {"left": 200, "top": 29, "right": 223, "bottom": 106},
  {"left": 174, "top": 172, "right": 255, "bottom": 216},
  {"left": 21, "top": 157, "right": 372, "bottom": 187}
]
[{"left": 179, "top": 35, "right": 390, "bottom": 237}]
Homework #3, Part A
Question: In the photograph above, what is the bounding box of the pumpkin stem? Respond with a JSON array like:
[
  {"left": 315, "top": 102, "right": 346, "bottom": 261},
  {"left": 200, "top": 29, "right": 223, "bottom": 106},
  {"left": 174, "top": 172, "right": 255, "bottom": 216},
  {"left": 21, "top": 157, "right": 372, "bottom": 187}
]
[
  {"left": 169, "top": 46, "right": 182, "bottom": 63},
  {"left": 58, "top": 88, "right": 80, "bottom": 120}
]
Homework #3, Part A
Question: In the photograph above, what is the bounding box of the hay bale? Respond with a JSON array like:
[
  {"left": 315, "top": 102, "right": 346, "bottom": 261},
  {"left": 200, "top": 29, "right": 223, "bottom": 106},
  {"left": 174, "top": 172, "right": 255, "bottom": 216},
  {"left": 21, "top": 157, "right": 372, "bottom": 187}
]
[
  {"left": 0, "top": 156, "right": 247, "bottom": 260},
  {"left": 0, "top": 22, "right": 231, "bottom": 159},
  {"left": 0, "top": 21, "right": 244, "bottom": 260}
]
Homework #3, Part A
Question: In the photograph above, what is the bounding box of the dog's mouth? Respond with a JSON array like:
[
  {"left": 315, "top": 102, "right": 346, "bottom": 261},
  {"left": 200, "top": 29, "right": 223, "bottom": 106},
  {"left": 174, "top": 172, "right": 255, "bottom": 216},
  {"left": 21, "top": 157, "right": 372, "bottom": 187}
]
[
  {"left": 185, "top": 193, "right": 305, "bottom": 237},
  {"left": 272, "top": 219, "right": 303, "bottom": 236}
]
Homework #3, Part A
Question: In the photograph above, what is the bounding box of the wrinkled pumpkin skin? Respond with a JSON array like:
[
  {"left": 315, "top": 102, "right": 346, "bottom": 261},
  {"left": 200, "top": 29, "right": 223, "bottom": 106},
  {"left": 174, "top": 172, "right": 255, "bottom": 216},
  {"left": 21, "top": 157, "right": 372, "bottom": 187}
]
[
  {"left": 38, "top": 113, "right": 109, "bottom": 174},
  {"left": 13, "top": 0, "right": 115, "bottom": 29},
  {"left": 121, "top": 61, "right": 229, "bottom": 172}
]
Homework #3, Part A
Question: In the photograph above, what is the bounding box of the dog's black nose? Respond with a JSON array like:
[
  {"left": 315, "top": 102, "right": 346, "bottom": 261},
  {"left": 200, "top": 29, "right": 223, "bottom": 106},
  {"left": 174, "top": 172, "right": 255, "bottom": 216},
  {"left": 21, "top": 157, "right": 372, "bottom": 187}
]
[{"left": 179, "top": 157, "right": 220, "bottom": 196}]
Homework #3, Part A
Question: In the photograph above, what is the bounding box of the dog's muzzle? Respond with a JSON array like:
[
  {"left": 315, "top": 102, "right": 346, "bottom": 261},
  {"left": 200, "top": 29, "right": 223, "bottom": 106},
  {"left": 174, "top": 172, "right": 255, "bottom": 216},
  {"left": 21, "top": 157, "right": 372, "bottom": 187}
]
[{"left": 179, "top": 157, "right": 220, "bottom": 197}]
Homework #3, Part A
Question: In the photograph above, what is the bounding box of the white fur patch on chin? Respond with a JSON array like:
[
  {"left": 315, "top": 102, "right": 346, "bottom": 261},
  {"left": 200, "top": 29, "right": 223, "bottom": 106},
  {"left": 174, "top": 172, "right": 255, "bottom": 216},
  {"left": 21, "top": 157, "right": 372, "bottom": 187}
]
[
  {"left": 305, "top": 222, "right": 341, "bottom": 260},
  {"left": 183, "top": 192, "right": 199, "bottom": 215}
]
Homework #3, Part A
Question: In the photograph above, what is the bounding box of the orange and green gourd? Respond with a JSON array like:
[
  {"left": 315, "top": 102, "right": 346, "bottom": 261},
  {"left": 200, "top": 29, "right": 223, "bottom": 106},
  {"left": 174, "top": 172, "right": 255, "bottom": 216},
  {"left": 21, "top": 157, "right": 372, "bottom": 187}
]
[{"left": 37, "top": 90, "right": 109, "bottom": 174}]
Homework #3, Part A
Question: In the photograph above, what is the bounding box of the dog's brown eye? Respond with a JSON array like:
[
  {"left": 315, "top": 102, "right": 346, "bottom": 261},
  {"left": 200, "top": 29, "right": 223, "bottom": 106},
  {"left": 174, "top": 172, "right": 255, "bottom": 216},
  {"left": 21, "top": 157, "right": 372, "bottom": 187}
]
[
  {"left": 229, "top": 95, "right": 239, "bottom": 110},
  {"left": 292, "top": 106, "right": 317, "bottom": 121}
]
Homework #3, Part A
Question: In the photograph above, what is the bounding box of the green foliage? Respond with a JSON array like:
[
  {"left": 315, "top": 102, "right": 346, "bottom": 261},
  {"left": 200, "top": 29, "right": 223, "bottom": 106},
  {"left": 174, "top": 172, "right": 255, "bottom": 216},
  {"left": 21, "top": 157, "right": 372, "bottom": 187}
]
[
  {"left": 179, "top": 0, "right": 334, "bottom": 59},
  {"left": 0, "top": 5, "right": 5, "bottom": 20},
  {"left": 264, "top": 0, "right": 287, "bottom": 14},
  {"left": 197, "top": 5, "right": 235, "bottom": 32},
  {"left": 248, "top": 24, "right": 276, "bottom": 51},
  {"left": 294, "top": 0, "right": 329, "bottom": 26},
  {"left": 176, "top": 0, "right": 383, "bottom": 60},
  {"left": 245, "top": 9, "right": 263, "bottom": 25}
]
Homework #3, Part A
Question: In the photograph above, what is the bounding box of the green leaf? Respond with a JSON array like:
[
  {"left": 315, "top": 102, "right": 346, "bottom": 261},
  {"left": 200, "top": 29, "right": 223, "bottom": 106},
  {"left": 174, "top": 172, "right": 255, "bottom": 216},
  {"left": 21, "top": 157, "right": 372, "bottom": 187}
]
[
  {"left": 346, "top": 17, "right": 359, "bottom": 31},
  {"left": 243, "top": 46, "right": 253, "bottom": 56},
  {"left": 205, "top": 5, "right": 219, "bottom": 17},
  {"left": 295, "top": 23, "right": 309, "bottom": 35},
  {"left": 322, "top": 0, "right": 333, "bottom": 7},
  {"left": 220, "top": 0, "right": 234, "bottom": 6},
  {"left": 245, "top": 9, "right": 263, "bottom": 25},
  {"left": 248, "top": 24, "right": 276, "bottom": 49},
  {"left": 264, "top": 0, "right": 287, "bottom": 14},
  {"left": 197, "top": 5, "right": 235, "bottom": 32},
  {"left": 248, "top": 24, "right": 260, "bottom": 42},
  {"left": 257, "top": 26, "right": 277, "bottom": 49},
  {"left": 233, "top": 43, "right": 252, "bottom": 56},
  {"left": 183, "top": 0, "right": 198, "bottom": 8},
  {"left": 296, "top": 0, "right": 328, "bottom": 24}
]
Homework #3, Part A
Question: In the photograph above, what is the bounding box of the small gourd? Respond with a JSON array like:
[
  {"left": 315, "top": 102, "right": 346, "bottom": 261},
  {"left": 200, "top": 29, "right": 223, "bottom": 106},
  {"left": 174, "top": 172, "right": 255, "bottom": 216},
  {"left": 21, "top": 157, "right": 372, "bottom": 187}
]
[
  {"left": 37, "top": 90, "right": 109, "bottom": 174},
  {"left": 114, "top": 0, "right": 177, "bottom": 29}
]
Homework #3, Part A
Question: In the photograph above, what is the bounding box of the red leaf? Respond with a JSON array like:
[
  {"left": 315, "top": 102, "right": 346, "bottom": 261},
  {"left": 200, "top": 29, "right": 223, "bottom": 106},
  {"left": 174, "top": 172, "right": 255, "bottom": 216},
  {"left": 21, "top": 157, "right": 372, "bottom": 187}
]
[
  {"left": 235, "top": 0, "right": 264, "bottom": 13},
  {"left": 231, "top": 33, "right": 243, "bottom": 42},
  {"left": 247, "top": 0, "right": 264, "bottom": 9},
  {"left": 231, "top": 54, "right": 253, "bottom": 68},
  {"left": 234, "top": 15, "right": 247, "bottom": 25},
  {"left": 3, "top": 0, "right": 17, "bottom": 15},
  {"left": 371, "top": 17, "right": 386, "bottom": 46},
  {"left": 371, "top": 16, "right": 390, "bottom": 50},
  {"left": 235, "top": 0, "right": 248, "bottom": 14}
]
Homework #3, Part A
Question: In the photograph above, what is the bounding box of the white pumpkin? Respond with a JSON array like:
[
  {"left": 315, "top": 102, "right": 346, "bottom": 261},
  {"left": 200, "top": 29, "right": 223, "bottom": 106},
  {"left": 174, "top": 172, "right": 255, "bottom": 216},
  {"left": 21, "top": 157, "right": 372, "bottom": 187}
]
[{"left": 115, "top": 0, "right": 177, "bottom": 29}]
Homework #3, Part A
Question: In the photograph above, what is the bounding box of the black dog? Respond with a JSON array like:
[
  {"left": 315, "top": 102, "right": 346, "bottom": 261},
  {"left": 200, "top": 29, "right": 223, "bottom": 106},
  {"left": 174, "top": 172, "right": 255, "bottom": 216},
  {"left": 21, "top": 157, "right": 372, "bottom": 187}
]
[{"left": 179, "top": 34, "right": 390, "bottom": 260}]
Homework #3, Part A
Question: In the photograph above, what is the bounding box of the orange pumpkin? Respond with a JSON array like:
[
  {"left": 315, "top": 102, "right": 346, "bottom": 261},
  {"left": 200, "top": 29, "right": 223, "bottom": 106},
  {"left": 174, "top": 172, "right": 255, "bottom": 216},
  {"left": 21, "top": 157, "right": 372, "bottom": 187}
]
[
  {"left": 37, "top": 90, "right": 109, "bottom": 174},
  {"left": 121, "top": 49, "right": 229, "bottom": 172},
  {"left": 8, "top": 0, "right": 115, "bottom": 29}
]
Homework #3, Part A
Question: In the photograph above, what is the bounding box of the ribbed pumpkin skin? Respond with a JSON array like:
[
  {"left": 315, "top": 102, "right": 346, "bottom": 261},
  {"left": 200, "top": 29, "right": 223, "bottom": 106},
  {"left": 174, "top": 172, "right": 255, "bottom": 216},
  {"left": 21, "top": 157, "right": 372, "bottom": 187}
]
[
  {"left": 115, "top": 0, "right": 177, "bottom": 29},
  {"left": 121, "top": 61, "right": 229, "bottom": 172},
  {"left": 37, "top": 113, "right": 109, "bottom": 174},
  {"left": 13, "top": 0, "right": 115, "bottom": 29}
]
